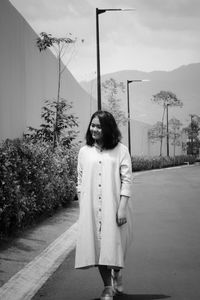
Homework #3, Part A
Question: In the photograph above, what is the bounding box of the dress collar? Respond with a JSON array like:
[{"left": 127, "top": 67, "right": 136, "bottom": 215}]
[{"left": 93, "top": 143, "right": 103, "bottom": 152}]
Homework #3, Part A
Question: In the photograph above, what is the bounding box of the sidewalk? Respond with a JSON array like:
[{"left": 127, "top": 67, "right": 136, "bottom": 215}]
[{"left": 0, "top": 201, "right": 79, "bottom": 300}]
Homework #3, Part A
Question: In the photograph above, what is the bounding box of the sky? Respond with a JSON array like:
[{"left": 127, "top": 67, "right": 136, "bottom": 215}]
[{"left": 10, "top": 0, "right": 200, "bottom": 82}]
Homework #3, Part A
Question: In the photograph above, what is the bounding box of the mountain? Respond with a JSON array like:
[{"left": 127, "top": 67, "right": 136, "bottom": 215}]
[{"left": 80, "top": 63, "right": 200, "bottom": 126}]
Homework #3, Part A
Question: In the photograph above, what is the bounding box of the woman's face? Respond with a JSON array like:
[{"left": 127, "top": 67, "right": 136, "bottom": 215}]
[{"left": 90, "top": 116, "right": 103, "bottom": 142}]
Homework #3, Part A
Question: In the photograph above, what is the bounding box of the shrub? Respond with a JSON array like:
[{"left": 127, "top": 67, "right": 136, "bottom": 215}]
[
  {"left": 131, "top": 155, "right": 196, "bottom": 172},
  {"left": 0, "top": 138, "right": 78, "bottom": 236}
]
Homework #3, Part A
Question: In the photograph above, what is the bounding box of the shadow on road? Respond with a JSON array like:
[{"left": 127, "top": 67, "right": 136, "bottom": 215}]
[{"left": 93, "top": 294, "right": 171, "bottom": 300}]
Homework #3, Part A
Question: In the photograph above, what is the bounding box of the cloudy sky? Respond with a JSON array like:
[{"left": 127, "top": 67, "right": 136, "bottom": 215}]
[{"left": 10, "top": 0, "right": 200, "bottom": 82}]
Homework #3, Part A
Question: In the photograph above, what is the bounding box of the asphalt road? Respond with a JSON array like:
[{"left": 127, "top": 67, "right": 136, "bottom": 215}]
[{"left": 33, "top": 165, "right": 200, "bottom": 300}]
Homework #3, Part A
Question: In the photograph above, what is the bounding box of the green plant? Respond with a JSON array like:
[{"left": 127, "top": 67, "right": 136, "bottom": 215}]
[
  {"left": 26, "top": 99, "right": 79, "bottom": 148},
  {"left": 0, "top": 138, "right": 78, "bottom": 236}
]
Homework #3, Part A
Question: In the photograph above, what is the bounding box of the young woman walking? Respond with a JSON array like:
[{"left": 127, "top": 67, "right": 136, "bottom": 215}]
[{"left": 75, "top": 111, "right": 133, "bottom": 300}]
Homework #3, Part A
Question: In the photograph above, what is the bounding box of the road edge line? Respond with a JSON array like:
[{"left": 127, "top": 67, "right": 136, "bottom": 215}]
[{"left": 0, "top": 222, "right": 78, "bottom": 300}]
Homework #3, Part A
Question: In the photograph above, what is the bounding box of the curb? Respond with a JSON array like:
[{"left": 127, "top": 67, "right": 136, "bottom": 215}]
[
  {"left": 0, "top": 223, "right": 78, "bottom": 300},
  {"left": 133, "top": 163, "right": 194, "bottom": 176}
]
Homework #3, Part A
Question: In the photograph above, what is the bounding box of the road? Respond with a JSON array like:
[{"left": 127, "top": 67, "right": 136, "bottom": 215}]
[{"left": 33, "top": 165, "right": 200, "bottom": 300}]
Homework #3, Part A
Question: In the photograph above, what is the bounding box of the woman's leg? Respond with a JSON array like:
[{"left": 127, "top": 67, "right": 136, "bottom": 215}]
[
  {"left": 98, "top": 266, "right": 113, "bottom": 300},
  {"left": 111, "top": 268, "right": 123, "bottom": 293},
  {"left": 98, "top": 265, "right": 112, "bottom": 286}
]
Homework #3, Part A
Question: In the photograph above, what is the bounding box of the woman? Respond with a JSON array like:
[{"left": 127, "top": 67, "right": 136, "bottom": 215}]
[{"left": 75, "top": 111, "right": 133, "bottom": 300}]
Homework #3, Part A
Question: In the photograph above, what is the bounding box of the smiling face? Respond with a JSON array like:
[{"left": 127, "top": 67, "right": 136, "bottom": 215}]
[{"left": 90, "top": 116, "right": 103, "bottom": 142}]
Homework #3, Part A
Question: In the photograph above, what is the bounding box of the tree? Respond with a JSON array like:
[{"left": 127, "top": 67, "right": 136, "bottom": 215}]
[
  {"left": 151, "top": 91, "right": 183, "bottom": 156},
  {"left": 102, "top": 78, "right": 127, "bottom": 126},
  {"left": 169, "top": 117, "right": 182, "bottom": 157},
  {"left": 26, "top": 100, "right": 79, "bottom": 148},
  {"left": 36, "top": 32, "right": 83, "bottom": 148},
  {"left": 183, "top": 114, "right": 200, "bottom": 155},
  {"left": 148, "top": 121, "right": 167, "bottom": 156}
]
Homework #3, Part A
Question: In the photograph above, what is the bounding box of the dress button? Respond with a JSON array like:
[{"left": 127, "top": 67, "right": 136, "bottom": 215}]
[
  {"left": 99, "top": 173, "right": 101, "bottom": 176},
  {"left": 99, "top": 184, "right": 101, "bottom": 187},
  {"left": 99, "top": 161, "right": 102, "bottom": 164}
]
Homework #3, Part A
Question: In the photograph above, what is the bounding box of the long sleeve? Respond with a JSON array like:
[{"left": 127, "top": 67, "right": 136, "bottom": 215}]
[
  {"left": 77, "top": 148, "right": 83, "bottom": 193},
  {"left": 120, "top": 146, "right": 132, "bottom": 197}
]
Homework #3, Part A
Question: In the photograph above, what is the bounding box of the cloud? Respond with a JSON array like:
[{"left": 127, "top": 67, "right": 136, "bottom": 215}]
[
  {"left": 134, "top": 0, "right": 200, "bottom": 34},
  {"left": 11, "top": 0, "right": 92, "bottom": 20},
  {"left": 139, "top": 0, "right": 200, "bottom": 18},
  {"left": 9, "top": 0, "right": 200, "bottom": 81}
]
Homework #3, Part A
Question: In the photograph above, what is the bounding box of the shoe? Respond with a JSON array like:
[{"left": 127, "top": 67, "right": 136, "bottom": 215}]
[
  {"left": 100, "top": 286, "right": 114, "bottom": 300},
  {"left": 111, "top": 269, "right": 123, "bottom": 294}
]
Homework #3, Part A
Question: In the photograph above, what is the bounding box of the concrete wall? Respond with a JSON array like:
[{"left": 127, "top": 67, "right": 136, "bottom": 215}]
[
  {"left": 0, "top": 0, "right": 185, "bottom": 157},
  {"left": 0, "top": 0, "right": 94, "bottom": 142}
]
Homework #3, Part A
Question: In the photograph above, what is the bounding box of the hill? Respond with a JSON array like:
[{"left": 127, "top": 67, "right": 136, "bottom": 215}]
[{"left": 80, "top": 63, "right": 200, "bottom": 125}]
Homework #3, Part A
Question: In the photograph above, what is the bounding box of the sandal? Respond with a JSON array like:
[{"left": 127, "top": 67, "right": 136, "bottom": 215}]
[{"left": 100, "top": 286, "right": 114, "bottom": 300}]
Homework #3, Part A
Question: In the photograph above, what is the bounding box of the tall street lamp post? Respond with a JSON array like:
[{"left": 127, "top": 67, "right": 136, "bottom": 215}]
[
  {"left": 96, "top": 8, "right": 135, "bottom": 110},
  {"left": 166, "top": 103, "right": 169, "bottom": 156},
  {"left": 127, "top": 79, "right": 149, "bottom": 155}
]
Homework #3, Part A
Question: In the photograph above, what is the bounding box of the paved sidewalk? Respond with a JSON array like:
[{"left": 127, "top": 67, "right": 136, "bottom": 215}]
[{"left": 0, "top": 201, "right": 79, "bottom": 300}]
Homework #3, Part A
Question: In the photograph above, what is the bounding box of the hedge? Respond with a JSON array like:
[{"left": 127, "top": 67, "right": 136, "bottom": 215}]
[
  {"left": 131, "top": 155, "right": 196, "bottom": 172},
  {"left": 0, "top": 138, "right": 78, "bottom": 236}
]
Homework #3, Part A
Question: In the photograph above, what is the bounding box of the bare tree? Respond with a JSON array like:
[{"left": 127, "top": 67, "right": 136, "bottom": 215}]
[
  {"left": 102, "top": 78, "right": 127, "bottom": 127},
  {"left": 169, "top": 117, "right": 182, "bottom": 157},
  {"left": 36, "top": 32, "right": 83, "bottom": 148},
  {"left": 148, "top": 121, "right": 167, "bottom": 156},
  {"left": 151, "top": 91, "right": 183, "bottom": 156}
]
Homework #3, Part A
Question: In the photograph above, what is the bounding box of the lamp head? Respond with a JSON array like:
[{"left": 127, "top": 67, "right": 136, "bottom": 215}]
[
  {"left": 127, "top": 79, "right": 150, "bottom": 84},
  {"left": 97, "top": 8, "right": 136, "bottom": 14}
]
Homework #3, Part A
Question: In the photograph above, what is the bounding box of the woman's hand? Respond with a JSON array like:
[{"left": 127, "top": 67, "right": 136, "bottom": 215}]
[
  {"left": 117, "top": 195, "right": 129, "bottom": 226},
  {"left": 117, "top": 206, "right": 127, "bottom": 226}
]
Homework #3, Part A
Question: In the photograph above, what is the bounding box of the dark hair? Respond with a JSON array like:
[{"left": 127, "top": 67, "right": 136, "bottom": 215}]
[{"left": 85, "top": 110, "right": 121, "bottom": 150}]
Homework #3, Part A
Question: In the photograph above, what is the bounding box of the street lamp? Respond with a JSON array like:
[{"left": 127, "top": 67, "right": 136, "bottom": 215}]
[
  {"left": 127, "top": 79, "right": 149, "bottom": 155},
  {"left": 96, "top": 8, "right": 135, "bottom": 110},
  {"left": 166, "top": 103, "right": 170, "bottom": 156}
]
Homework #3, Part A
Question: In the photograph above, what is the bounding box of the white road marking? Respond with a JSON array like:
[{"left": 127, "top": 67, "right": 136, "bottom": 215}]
[{"left": 0, "top": 223, "right": 78, "bottom": 300}]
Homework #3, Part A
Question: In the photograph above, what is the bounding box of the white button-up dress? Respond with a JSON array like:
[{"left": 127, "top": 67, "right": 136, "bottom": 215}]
[{"left": 75, "top": 142, "right": 133, "bottom": 269}]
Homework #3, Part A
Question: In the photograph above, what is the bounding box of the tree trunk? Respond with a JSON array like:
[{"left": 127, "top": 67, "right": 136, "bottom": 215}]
[
  {"left": 53, "top": 48, "right": 61, "bottom": 149},
  {"left": 173, "top": 137, "right": 176, "bottom": 157},
  {"left": 160, "top": 106, "right": 166, "bottom": 156}
]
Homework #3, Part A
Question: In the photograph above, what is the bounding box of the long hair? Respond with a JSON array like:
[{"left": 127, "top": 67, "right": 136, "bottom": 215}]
[{"left": 85, "top": 110, "right": 121, "bottom": 150}]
